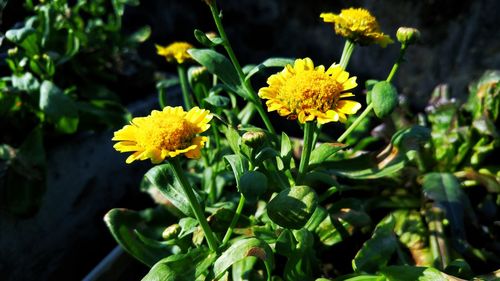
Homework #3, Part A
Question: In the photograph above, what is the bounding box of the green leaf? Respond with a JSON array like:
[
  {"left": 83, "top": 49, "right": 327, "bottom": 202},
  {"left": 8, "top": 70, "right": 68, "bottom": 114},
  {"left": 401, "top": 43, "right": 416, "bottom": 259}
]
[
  {"left": 214, "top": 238, "right": 274, "bottom": 279},
  {"left": 323, "top": 126, "right": 430, "bottom": 179},
  {"left": 11, "top": 72, "right": 40, "bottom": 93},
  {"left": 225, "top": 126, "right": 241, "bottom": 154},
  {"left": 380, "top": 266, "right": 449, "bottom": 281},
  {"left": 193, "top": 29, "right": 224, "bottom": 47},
  {"left": 128, "top": 26, "right": 151, "bottom": 44},
  {"left": 0, "top": 127, "right": 46, "bottom": 216},
  {"left": 112, "top": 0, "right": 139, "bottom": 16},
  {"left": 371, "top": 81, "right": 398, "bottom": 118},
  {"left": 141, "top": 164, "right": 202, "bottom": 217},
  {"left": 353, "top": 215, "right": 397, "bottom": 273},
  {"left": 142, "top": 247, "right": 217, "bottom": 281},
  {"left": 422, "top": 173, "right": 466, "bottom": 239},
  {"left": 244, "top": 57, "right": 295, "bottom": 81},
  {"left": 188, "top": 49, "right": 243, "bottom": 95},
  {"left": 224, "top": 154, "right": 249, "bottom": 188},
  {"left": 39, "top": 81, "right": 79, "bottom": 134},
  {"left": 283, "top": 229, "right": 317, "bottom": 281},
  {"left": 104, "top": 208, "right": 173, "bottom": 267},
  {"left": 231, "top": 256, "right": 260, "bottom": 281},
  {"left": 239, "top": 171, "right": 267, "bottom": 203},
  {"left": 5, "top": 26, "right": 39, "bottom": 54},
  {"left": 308, "top": 143, "right": 347, "bottom": 167},
  {"left": 204, "top": 95, "right": 230, "bottom": 107},
  {"left": 267, "top": 185, "right": 318, "bottom": 229},
  {"left": 280, "top": 132, "right": 293, "bottom": 169},
  {"left": 77, "top": 100, "right": 131, "bottom": 129}
]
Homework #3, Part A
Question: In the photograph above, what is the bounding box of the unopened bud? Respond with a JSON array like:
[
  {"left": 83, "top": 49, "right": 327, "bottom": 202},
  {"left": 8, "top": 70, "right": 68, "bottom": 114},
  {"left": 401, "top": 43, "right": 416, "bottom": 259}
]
[
  {"left": 242, "top": 131, "right": 266, "bottom": 148},
  {"left": 7, "top": 47, "right": 18, "bottom": 56},
  {"left": 162, "top": 224, "right": 181, "bottom": 240},
  {"left": 189, "top": 66, "right": 208, "bottom": 83},
  {"left": 396, "top": 27, "right": 421, "bottom": 45}
]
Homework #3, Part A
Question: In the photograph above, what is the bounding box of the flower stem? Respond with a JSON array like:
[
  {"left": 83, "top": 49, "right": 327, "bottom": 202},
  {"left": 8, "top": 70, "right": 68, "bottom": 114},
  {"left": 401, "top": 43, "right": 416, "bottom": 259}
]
[
  {"left": 339, "top": 40, "right": 355, "bottom": 69},
  {"left": 296, "top": 121, "right": 315, "bottom": 184},
  {"left": 208, "top": 3, "right": 275, "bottom": 134},
  {"left": 177, "top": 64, "right": 193, "bottom": 110},
  {"left": 337, "top": 43, "right": 409, "bottom": 143},
  {"left": 386, "top": 43, "right": 407, "bottom": 83},
  {"left": 337, "top": 103, "right": 373, "bottom": 143},
  {"left": 221, "top": 194, "right": 246, "bottom": 246},
  {"left": 169, "top": 157, "right": 219, "bottom": 252},
  {"left": 313, "top": 40, "right": 356, "bottom": 147}
]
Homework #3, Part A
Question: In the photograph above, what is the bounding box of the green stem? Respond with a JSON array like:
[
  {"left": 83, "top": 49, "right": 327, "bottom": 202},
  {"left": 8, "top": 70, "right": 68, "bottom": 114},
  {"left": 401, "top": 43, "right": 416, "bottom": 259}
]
[
  {"left": 338, "top": 40, "right": 355, "bottom": 69},
  {"left": 208, "top": 3, "right": 276, "bottom": 134},
  {"left": 386, "top": 43, "right": 407, "bottom": 83},
  {"left": 177, "top": 64, "right": 193, "bottom": 110},
  {"left": 169, "top": 157, "right": 219, "bottom": 252},
  {"left": 313, "top": 40, "right": 355, "bottom": 147},
  {"left": 296, "top": 121, "right": 315, "bottom": 184},
  {"left": 336, "top": 43, "right": 409, "bottom": 143},
  {"left": 158, "top": 89, "right": 167, "bottom": 109},
  {"left": 221, "top": 194, "right": 246, "bottom": 246},
  {"left": 337, "top": 103, "right": 373, "bottom": 143}
]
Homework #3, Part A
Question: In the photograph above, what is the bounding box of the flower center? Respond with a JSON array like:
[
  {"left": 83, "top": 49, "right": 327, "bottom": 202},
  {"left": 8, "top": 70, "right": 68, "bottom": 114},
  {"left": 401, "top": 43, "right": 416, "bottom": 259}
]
[
  {"left": 341, "top": 9, "right": 378, "bottom": 32},
  {"left": 278, "top": 70, "right": 342, "bottom": 114},
  {"left": 137, "top": 114, "right": 197, "bottom": 151}
]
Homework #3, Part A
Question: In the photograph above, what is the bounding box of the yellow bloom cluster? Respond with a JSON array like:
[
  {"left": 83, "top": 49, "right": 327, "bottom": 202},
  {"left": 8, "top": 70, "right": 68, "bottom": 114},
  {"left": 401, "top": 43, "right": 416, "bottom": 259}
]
[
  {"left": 156, "top": 42, "right": 194, "bottom": 64},
  {"left": 259, "top": 58, "right": 361, "bottom": 124},
  {"left": 321, "top": 8, "right": 393, "bottom": 47},
  {"left": 113, "top": 107, "right": 212, "bottom": 164}
]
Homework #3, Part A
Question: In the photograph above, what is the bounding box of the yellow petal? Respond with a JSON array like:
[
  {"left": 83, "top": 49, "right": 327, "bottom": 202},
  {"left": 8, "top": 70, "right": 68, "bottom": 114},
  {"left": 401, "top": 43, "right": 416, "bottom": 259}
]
[{"left": 337, "top": 100, "right": 362, "bottom": 114}]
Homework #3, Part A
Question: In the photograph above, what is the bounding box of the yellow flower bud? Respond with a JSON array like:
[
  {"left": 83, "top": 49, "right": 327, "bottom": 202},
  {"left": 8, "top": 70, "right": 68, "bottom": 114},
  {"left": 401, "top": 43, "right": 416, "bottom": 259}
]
[{"left": 162, "top": 224, "right": 181, "bottom": 240}]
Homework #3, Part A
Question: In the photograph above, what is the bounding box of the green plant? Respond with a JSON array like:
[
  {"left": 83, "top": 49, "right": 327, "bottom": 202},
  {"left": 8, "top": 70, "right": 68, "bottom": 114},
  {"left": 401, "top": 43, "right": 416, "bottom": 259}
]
[
  {"left": 105, "top": 1, "right": 500, "bottom": 280},
  {"left": 0, "top": 0, "right": 150, "bottom": 216}
]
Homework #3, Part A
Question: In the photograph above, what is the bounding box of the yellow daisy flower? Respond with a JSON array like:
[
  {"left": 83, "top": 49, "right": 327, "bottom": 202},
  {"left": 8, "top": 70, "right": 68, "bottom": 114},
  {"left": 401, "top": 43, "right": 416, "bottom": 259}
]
[
  {"left": 320, "top": 8, "right": 393, "bottom": 47},
  {"left": 113, "top": 106, "right": 212, "bottom": 164},
  {"left": 258, "top": 58, "right": 361, "bottom": 124},
  {"left": 155, "top": 42, "right": 194, "bottom": 64}
]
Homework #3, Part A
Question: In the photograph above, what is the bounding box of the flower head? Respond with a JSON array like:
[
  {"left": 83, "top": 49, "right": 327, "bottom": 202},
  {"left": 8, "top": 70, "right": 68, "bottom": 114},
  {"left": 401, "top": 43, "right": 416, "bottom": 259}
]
[
  {"left": 258, "top": 58, "right": 361, "bottom": 124},
  {"left": 320, "top": 8, "right": 393, "bottom": 47},
  {"left": 156, "top": 42, "right": 194, "bottom": 64},
  {"left": 113, "top": 106, "right": 212, "bottom": 164}
]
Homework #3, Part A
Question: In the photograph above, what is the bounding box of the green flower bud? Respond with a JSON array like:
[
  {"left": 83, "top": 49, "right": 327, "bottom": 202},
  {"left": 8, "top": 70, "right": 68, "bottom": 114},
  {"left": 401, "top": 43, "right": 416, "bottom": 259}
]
[
  {"left": 396, "top": 27, "right": 421, "bottom": 45},
  {"left": 162, "top": 223, "right": 181, "bottom": 240},
  {"left": 7, "top": 47, "right": 18, "bottom": 56},
  {"left": 241, "top": 131, "right": 266, "bottom": 148}
]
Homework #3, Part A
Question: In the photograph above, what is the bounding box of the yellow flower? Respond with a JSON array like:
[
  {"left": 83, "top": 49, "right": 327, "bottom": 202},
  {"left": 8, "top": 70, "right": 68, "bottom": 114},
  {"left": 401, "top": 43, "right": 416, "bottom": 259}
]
[
  {"left": 320, "top": 8, "right": 393, "bottom": 47},
  {"left": 113, "top": 106, "right": 212, "bottom": 164},
  {"left": 258, "top": 58, "right": 361, "bottom": 124},
  {"left": 155, "top": 42, "right": 194, "bottom": 64}
]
